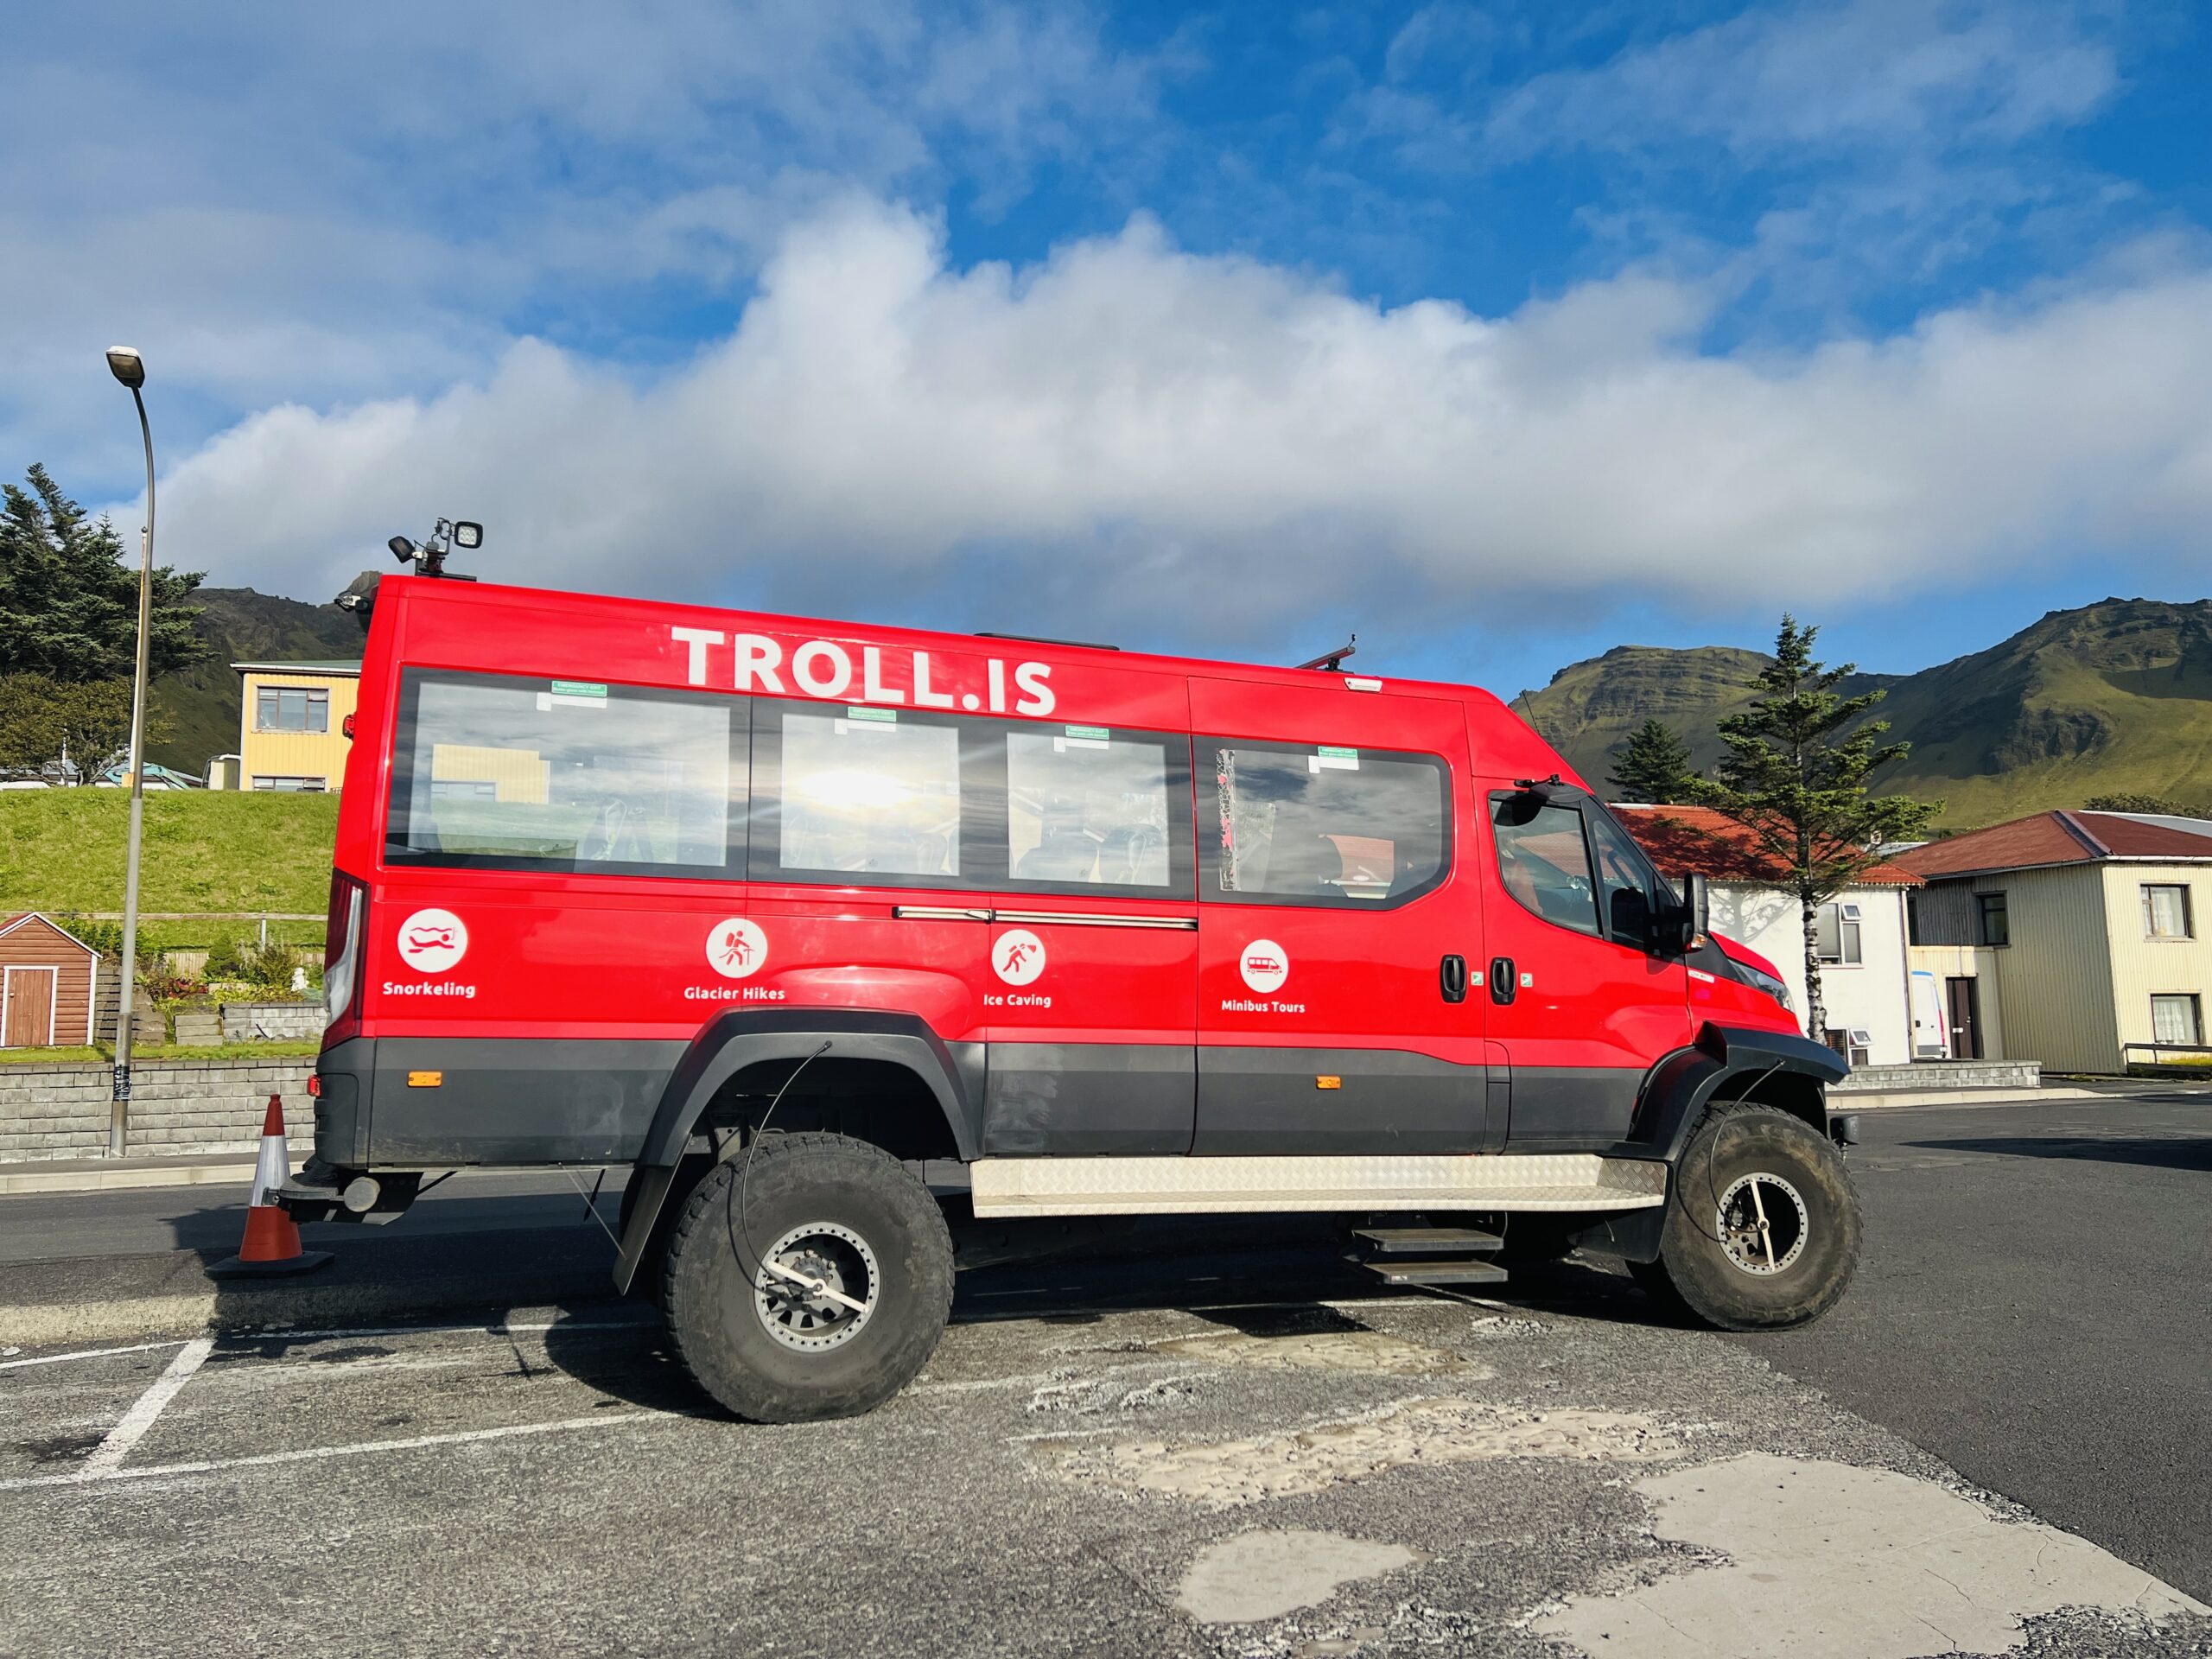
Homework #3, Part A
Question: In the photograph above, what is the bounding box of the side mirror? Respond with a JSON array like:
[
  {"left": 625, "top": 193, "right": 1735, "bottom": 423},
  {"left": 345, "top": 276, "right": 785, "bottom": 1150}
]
[{"left": 1675, "top": 871, "right": 1710, "bottom": 952}]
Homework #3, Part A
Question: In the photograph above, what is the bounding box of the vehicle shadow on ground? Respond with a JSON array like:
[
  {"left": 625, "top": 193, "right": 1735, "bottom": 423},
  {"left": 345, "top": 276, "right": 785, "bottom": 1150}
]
[{"left": 1909, "top": 1135, "right": 2212, "bottom": 1172}]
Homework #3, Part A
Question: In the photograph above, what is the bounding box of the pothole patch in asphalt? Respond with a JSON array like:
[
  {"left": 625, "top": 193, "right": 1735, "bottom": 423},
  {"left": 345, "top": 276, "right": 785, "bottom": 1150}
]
[
  {"left": 1153, "top": 1330, "right": 1484, "bottom": 1377},
  {"left": 1032, "top": 1396, "right": 1681, "bottom": 1507},
  {"left": 1535, "top": 1452, "right": 2210, "bottom": 1659},
  {"left": 1173, "top": 1529, "right": 1428, "bottom": 1624}
]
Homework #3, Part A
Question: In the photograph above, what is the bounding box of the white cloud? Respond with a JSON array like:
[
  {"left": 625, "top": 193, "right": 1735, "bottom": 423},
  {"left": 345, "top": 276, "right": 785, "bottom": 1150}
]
[
  {"left": 1489, "top": 0, "right": 2119, "bottom": 156},
  {"left": 151, "top": 199, "right": 2212, "bottom": 647},
  {"left": 0, "top": 1, "right": 1176, "bottom": 486}
]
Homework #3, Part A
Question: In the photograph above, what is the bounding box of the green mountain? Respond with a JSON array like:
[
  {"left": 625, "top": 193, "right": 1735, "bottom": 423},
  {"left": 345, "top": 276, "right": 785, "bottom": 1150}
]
[
  {"left": 147, "top": 588, "right": 361, "bottom": 773},
  {"left": 1513, "top": 598, "right": 2212, "bottom": 830}
]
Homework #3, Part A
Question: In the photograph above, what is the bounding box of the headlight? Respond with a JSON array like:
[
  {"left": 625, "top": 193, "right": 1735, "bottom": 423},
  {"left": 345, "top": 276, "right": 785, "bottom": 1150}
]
[{"left": 1738, "top": 962, "right": 1792, "bottom": 1010}]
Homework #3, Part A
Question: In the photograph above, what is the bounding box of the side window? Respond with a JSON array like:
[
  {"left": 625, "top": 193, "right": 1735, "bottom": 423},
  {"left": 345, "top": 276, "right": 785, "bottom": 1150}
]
[
  {"left": 753, "top": 707, "right": 963, "bottom": 881},
  {"left": 1583, "top": 804, "right": 1676, "bottom": 949},
  {"left": 1003, "top": 726, "right": 1191, "bottom": 896},
  {"left": 1977, "top": 891, "right": 2010, "bottom": 948},
  {"left": 387, "top": 671, "right": 743, "bottom": 874},
  {"left": 1198, "top": 741, "right": 1449, "bottom": 909},
  {"left": 1491, "top": 792, "right": 1600, "bottom": 936}
]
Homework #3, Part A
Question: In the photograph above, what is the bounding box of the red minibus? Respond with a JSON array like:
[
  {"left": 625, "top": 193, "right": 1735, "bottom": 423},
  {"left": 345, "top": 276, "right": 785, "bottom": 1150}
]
[{"left": 292, "top": 572, "right": 1861, "bottom": 1421}]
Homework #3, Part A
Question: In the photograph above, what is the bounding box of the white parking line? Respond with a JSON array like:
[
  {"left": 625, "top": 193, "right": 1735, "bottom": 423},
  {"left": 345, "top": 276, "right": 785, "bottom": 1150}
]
[
  {"left": 219, "top": 1317, "right": 657, "bottom": 1344},
  {"left": 0, "top": 1339, "right": 190, "bottom": 1372},
  {"left": 0, "top": 1410, "right": 680, "bottom": 1494},
  {"left": 81, "top": 1337, "right": 213, "bottom": 1476}
]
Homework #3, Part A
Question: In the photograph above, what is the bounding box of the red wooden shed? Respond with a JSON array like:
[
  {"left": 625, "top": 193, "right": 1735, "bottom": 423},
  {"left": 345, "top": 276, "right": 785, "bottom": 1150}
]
[{"left": 0, "top": 913, "right": 99, "bottom": 1048}]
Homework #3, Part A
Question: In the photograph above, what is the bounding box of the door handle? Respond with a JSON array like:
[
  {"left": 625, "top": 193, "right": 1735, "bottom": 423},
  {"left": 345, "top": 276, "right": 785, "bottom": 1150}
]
[
  {"left": 1440, "top": 954, "right": 1468, "bottom": 1003},
  {"left": 1490, "top": 956, "right": 1517, "bottom": 1006}
]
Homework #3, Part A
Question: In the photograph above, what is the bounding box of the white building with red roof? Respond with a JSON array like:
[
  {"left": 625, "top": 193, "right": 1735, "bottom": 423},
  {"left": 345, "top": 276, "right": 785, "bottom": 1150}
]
[
  {"left": 1894, "top": 810, "right": 2212, "bottom": 1073},
  {"left": 1613, "top": 804, "right": 1923, "bottom": 1067}
]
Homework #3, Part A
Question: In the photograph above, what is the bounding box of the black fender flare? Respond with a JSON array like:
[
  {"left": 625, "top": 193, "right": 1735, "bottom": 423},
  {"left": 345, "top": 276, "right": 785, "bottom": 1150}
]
[
  {"left": 611, "top": 1008, "right": 978, "bottom": 1294},
  {"left": 1572, "top": 1025, "right": 1848, "bottom": 1265},
  {"left": 1631, "top": 1023, "right": 1849, "bottom": 1165}
]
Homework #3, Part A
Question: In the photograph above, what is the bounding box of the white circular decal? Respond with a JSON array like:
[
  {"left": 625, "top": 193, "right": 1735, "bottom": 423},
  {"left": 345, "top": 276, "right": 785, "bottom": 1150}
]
[
  {"left": 1239, "top": 939, "right": 1289, "bottom": 995},
  {"left": 993, "top": 929, "right": 1047, "bottom": 986},
  {"left": 706, "top": 917, "right": 769, "bottom": 980},
  {"left": 397, "top": 909, "right": 468, "bottom": 976}
]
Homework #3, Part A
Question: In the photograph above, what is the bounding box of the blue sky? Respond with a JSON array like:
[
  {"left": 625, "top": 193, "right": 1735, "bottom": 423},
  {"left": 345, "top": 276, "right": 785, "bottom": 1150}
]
[{"left": 7, "top": 1, "right": 2209, "bottom": 700}]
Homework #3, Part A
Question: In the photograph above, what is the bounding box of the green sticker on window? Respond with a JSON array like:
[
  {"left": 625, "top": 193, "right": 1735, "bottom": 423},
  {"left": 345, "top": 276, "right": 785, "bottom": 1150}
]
[
  {"left": 843, "top": 705, "right": 899, "bottom": 722},
  {"left": 1065, "top": 724, "right": 1110, "bottom": 741},
  {"left": 549, "top": 681, "right": 607, "bottom": 698},
  {"left": 1318, "top": 745, "right": 1357, "bottom": 760}
]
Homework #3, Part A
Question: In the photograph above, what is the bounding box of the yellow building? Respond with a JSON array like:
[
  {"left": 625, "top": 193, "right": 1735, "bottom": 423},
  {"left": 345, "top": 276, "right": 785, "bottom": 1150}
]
[
  {"left": 229, "top": 659, "right": 361, "bottom": 792},
  {"left": 1897, "top": 810, "right": 2212, "bottom": 1072}
]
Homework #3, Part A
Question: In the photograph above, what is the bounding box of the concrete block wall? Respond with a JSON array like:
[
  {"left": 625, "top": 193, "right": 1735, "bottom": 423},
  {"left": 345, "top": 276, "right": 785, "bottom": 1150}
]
[
  {"left": 0, "top": 1060, "right": 315, "bottom": 1162},
  {"left": 220, "top": 1002, "right": 323, "bottom": 1043},
  {"left": 1833, "top": 1059, "right": 2041, "bottom": 1093}
]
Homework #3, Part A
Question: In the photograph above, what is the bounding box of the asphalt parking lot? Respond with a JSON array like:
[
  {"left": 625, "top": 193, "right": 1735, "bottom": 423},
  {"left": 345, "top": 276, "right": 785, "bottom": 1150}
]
[{"left": 3, "top": 1090, "right": 2209, "bottom": 1659}]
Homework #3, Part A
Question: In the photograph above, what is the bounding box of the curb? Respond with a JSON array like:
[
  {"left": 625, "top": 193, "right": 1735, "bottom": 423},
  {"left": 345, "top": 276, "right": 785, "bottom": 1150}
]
[
  {"left": 1833, "top": 1085, "right": 2106, "bottom": 1110},
  {"left": 0, "top": 1269, "right": 625, "bottom": 1349},
  {"left": 0, "top": 1147, "right": 312, "bottom": 1197}
]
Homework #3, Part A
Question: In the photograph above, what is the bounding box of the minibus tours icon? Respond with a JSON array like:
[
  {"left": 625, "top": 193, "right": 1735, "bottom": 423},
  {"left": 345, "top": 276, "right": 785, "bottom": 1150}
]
[
  {"left": 396, "top": 909, "right": 468, "bottom": 975},
  {"left": 993, "top": 929, "right": 1047, "bottom": 987},
  {"left": 1239, "top": 940, "right": 1289, "bottom": 994},
  {"left": 706, "top": 917, "right": 769, "bottom": 979}
]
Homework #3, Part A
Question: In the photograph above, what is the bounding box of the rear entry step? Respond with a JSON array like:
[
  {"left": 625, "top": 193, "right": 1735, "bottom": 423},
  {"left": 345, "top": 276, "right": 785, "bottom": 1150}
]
[
  {"left": 1347, "top": 1224, "right": 1508, "bottom": 1288},
  {"left": 1354, "top": 1257, "right": 1509, "bottom": 1287},
  {"left": 1351, "top": 1226, "right": 1503, "bottom": 1254}
]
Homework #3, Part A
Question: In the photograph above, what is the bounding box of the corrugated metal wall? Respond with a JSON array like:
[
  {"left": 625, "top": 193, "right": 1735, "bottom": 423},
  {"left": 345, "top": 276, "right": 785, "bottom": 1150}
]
[
  {"left": 1973, "top": 866, "right": 2118, "bottom": 1072},
  {"left": 2100, "top": 864, "right": 2212, "bottom": 1058}
]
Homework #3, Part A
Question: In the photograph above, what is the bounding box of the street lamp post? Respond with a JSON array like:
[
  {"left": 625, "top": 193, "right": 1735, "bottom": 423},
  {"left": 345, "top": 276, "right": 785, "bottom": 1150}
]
[{"left": 105, "top": 346, "right": 155, "bottom": 1158}]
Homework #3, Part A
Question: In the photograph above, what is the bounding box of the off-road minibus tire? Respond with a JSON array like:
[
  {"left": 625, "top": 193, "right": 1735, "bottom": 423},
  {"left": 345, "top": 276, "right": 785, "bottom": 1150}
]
[
  {"left": 661, "top": 1131, "right": 954, "bottom": 1423},
  {"left": 1641, "top": 1104, "right": 1860, "bottom": 1332}
]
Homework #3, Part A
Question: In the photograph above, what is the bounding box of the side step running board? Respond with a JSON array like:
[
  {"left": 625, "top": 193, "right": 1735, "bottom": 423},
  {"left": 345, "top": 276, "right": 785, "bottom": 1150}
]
[
  {"left": 1347, "top": 1224, "right": 1509, "bottom": 1290},
  {"left": 1351, "top": 1226, "right": 1503, "bottom": 1255},
  {"left": 970, "top": 1154, "right": 1667, "bottom": 1219},
  {"left": 1358, "top": 1257, "right": 1508, "bottom": 1287}
]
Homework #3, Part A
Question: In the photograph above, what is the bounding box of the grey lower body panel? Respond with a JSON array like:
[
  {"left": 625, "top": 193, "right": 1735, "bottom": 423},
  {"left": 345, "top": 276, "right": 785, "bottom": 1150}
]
[
  {"left": 1192, "top": 1046, "right": 1487, "bottom": 1155},
  {"left": 1501, "top": 1065, "right": 1644, "bottom": 1151},
  {"left": 985, "top": 1042, "right": 1193, "bottom": 1156},
  {"left": 320, "top": 1037, "right": 689, "bottom": 1166}
]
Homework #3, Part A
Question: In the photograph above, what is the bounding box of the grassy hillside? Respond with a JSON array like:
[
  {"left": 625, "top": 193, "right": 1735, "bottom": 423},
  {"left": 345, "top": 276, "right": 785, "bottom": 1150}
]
[
  {"left": 1872, "top": 598, "right": 2212, "bottom": 827},
  {"left": 1514, "top": 598, "right": 2212, "bottom": 830},
  {"left": 0, "top": 791, "right": 338, "bottom": 947},
  {"left": 148, "top": 587, "right": 362, "bottom": 774}
]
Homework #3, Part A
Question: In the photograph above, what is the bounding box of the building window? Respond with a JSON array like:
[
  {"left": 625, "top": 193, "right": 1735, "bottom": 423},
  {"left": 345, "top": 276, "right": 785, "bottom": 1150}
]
[
  {"left": 255, "top": 685, "right": 330, "bottom": 733},
  {"left": 1815, "top": 900, "right": 1864, "bottom": 965},
  {"left": 2143, "top": 884, "right": 2194, "bottom": 941},
  {"left": 1976, "top": 891, "right": 2009, "bottom": 948},
  {"left": 2151, "top": 994, "right": 2202, "bottom": 1048},
  {"left": 251, "top": 775, "right": 327, "bottom": 791}
]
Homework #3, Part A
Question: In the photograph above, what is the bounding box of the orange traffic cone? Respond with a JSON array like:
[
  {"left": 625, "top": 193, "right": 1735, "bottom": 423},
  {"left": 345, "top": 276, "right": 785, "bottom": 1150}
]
[{"left": 208, "top": 1096, "right": 333, "bottom": 1278}]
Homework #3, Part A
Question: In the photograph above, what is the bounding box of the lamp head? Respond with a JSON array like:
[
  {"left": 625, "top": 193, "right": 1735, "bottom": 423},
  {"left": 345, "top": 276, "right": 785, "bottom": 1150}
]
[
  {"left": 105, "top": 346, "right": 146, "bottom": 390},
  {"left": 388, "top": 536, "right": 418, "bottom": 564}
]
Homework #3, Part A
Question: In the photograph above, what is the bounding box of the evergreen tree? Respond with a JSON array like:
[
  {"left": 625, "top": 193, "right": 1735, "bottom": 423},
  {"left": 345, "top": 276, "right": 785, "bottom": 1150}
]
[
  {"left": 2083, "top": 792, "right": 2202, "bottom": 817},
  {"left": 1700, "top": 616, "right": 1939, "bottom": 1045},
  {"left": 0, "top": 464, "right": 206, "bottom": 681},
  {"left": 1606, "top": 719, "right": 1700, "bottom": 803}
]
